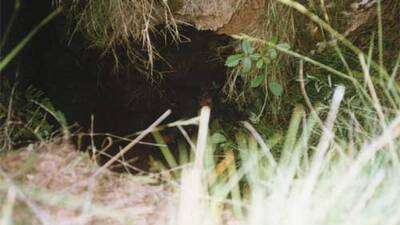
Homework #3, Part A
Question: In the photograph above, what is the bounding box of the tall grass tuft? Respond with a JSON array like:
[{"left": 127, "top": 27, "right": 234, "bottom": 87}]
[{"left": 172, "top": 85, "right": 400, "bottom": 225}]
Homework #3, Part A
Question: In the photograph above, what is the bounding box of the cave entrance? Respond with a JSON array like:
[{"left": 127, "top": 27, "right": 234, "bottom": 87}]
[
  {"left": 15, "top": 19, "right": 239, "bottom": 173},
  {"left": 87, "top": 26, "right": 237, "bottom": 173},
  {"left": 94, "top": 25, "right": 234, "bottom": 133}
]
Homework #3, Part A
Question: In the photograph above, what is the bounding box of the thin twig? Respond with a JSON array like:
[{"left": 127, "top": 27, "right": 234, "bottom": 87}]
[
  {"left": 91, "top": 109, "right": 171, "bottom": 178},
  {"left": 299, "top": 60, "right": 314, "bottom": 114}
]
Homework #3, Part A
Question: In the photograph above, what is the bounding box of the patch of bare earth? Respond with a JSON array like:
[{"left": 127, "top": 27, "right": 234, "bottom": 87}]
[
  {"left": 0, "top": 141, "right": 175, "bottom": 225},
  {"left": 175, "top": 0, "right": 265, "bottom": 35}
]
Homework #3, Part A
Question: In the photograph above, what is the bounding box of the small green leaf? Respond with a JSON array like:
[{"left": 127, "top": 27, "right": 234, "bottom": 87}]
[
  {"left": 268, "top": 48, "right": 278, "bottom": 59},
  {"left": 250, "top": 53, "right": 261, "bottom": 60},
  {"left": 211, "top": 132, "right": 227, "bottom": 144},
  {"left": 241, "top": 40, "right": 254, "bottom": 54},
  {"left": 269, "top": 81, "right": 283, "bottom": 96},
  {"left": 276, "top": 43, "right": 291, "bottom": 50},
  {"left": 225, "top": 54, "right": 242, "bottom": 67},
  {"left": 256, "top": 59, "right": 264, "bottom": 69},
  {"left": 242, "top": 57, "right": 252, "bottom": 73},
  {"left": 251, "top": 75, "right": 265, "bottom": 88}
]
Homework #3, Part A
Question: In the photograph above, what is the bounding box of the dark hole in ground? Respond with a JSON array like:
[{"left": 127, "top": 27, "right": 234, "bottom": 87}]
[
  {"left": 84, "top": 26, "right": 242, "bottom": 173},
  {"left": 3, "top": 1, "right": 243, "bottom": 173}
]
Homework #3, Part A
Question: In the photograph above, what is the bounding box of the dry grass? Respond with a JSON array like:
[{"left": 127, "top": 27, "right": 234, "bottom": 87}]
[
  {"left": 0, "top": 141, "right": 174, "bottom": 225},
  {"left": 58, "top": 0, "right": 181, "bottom": 76}
]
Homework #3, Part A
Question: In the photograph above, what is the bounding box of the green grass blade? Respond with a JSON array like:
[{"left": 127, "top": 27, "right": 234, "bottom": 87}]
[
  {"left": 0, "top": 7, "right": 62, "bottom": 73},
  {"left": 152, "top": 131, "right": 178, "bottom": 169}
]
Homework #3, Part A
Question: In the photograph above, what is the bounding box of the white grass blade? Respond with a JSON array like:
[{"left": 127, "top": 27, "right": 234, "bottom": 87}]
[{"left": 177, "top": 106, "right": 212, "bottom": 225}]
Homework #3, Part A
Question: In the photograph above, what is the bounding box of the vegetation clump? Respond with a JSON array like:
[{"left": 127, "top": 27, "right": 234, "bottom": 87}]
[{"left": 1, "top": 0, "right": 400, "bottom": 224}]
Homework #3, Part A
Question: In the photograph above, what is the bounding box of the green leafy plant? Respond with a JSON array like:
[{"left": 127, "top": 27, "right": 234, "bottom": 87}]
[
  {"left": 225, "top": 39, "right": 290, "bottom": 97},
  {"left": 225, "top": 40, "right": 260, "bottom": 74},
  {"left": 0, "top": 80, "right": 66, "bottom": 150}
]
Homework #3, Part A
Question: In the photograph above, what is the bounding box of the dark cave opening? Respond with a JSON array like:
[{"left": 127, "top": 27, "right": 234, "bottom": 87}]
[
  {"left": 81, "top": 26, "right": 240, "bottom": 173},
  {"left": 2, "top": 1, "right": 243, "bottom": 173}
]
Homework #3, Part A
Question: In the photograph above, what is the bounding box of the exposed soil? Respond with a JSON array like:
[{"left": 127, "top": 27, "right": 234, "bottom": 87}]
[{"left": 167, "top": 0, "right": 265, "bottom": 35}]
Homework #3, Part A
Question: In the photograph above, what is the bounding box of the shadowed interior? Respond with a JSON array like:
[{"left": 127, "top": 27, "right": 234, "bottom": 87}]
[{"left": 5, "top": 0, "right": 242, "bottom": 172}]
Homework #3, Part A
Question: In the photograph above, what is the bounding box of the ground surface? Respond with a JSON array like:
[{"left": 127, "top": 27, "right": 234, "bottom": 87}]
[{"left": 0, "top": 141, "right": 176, "bottom": 225}]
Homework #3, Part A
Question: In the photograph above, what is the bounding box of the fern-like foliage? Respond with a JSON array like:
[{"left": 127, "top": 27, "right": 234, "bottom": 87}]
[{"left": 0, "top": 79, "right": 65, "bottom": 151}]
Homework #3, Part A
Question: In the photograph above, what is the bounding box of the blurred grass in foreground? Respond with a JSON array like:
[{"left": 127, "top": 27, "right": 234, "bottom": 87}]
[{"left": 1, "top": 0, "right": 400, "bottom": 224}]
